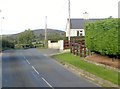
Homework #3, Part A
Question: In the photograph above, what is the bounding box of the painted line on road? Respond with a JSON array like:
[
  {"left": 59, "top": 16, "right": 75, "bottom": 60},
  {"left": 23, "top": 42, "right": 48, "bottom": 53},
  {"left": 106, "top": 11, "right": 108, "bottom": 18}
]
[
  {"left": 41, "top": 77, "right": 53, "bottom": 89},
  {"left": 32, "top": 66, "right": 39, "bottom": 75},
  {"left": 26, "top": 59, "right": 30, "bottom": 64},
  {"left": 22, "top": 55, "right": 31, "bottom": 65},
  {"left": 23, "top": 55, "right": 27, "bottom": 60},
  {"left": 23, "top": 56, "right": 26, "bottom": 59}
]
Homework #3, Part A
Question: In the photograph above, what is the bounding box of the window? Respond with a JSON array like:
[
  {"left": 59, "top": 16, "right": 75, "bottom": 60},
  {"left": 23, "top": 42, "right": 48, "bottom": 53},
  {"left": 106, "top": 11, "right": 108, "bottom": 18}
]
[
  {"left": 80, "top": 33, "right": 82, "bottom": 36},
  {"left": 77, "top": 31, "right": 83, "bottom": 36},
  {"left": 80, "top": 30, "right": 82, "bottom": 32}
]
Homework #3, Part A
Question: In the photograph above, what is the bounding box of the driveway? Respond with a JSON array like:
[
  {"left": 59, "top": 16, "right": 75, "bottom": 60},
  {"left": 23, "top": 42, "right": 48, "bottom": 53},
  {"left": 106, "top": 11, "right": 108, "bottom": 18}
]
[{"left": 37, "top": 48, "right": 60, "bottom": 56}]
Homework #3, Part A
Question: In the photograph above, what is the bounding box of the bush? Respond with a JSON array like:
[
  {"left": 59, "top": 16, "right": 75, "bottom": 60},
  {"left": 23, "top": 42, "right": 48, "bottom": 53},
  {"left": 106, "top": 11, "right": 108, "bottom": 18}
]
[
  {"left": 85, "top": 18, "right": 119, "bottom": 56},
  {"left": 1, "top": 38, "right": 15, "bottom": 49}
]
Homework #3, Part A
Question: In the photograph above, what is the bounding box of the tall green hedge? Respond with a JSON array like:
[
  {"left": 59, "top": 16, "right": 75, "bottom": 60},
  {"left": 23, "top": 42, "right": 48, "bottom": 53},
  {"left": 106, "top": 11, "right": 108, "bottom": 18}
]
[{"left": 85, "top": 18, "right": 119, "bottom": 56}]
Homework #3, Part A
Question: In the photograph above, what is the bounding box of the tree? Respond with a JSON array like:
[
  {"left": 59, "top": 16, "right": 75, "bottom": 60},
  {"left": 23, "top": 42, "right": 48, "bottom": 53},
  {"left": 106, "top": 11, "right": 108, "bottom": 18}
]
[
  {"left": 48, "top": 33, "right": 64, "bottom": 41},
  {"left": 17, "top": 29, "right": 35, "bottom": 45}
]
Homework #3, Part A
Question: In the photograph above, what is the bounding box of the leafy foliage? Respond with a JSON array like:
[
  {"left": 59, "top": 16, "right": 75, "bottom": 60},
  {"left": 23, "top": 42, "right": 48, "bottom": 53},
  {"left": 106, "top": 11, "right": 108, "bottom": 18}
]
[
  {"left": 85, "top": 18, "right": 119, "bottom": 56},
  {"left": 48, "top": 33, "right": 65, "bottom": 41},
  {"left": 17, "top": 29, "right": 36, "bottom": 45},
  {"left": 1, "top": 37, "right": 15, "bottom": 49}
]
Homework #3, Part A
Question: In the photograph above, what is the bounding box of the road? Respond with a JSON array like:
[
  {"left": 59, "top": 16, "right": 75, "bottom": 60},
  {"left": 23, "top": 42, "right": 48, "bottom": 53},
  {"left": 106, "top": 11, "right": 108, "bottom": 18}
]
[{"left": 2, "top": 48, "right": 99, "bottom": 87}]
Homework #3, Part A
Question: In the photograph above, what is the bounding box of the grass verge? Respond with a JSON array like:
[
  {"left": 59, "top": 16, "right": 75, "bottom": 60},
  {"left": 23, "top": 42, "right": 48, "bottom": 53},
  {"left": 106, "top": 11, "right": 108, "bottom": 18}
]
[{"left": 52, "top": 52, "right": 119, "bottom": 85}]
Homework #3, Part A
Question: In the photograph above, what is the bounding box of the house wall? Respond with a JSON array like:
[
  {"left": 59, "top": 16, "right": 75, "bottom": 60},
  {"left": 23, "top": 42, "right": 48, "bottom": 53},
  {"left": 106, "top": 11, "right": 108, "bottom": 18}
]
[{"left": 66, "top": 29, "right": 85, "bottom": 37}]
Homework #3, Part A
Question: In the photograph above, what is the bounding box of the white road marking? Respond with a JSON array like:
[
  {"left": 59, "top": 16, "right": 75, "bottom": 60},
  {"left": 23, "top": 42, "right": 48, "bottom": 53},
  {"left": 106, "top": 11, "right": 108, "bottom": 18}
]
[
  {"left": 41, "top": 77, "right": 53, "bottom": 88},
  {"left": 32, "top": 66, "right": 39, "bottom": 75},
  {"left": 21, "top": 53, "right": 53, "bottom": 88},
  {"left": 23, "top": 56, "right": 26, "bottom": 59},
  {"left": 22, "top": 55, "right": 30, "bottom": 64},
  {"left": 26, "top": 59, "right": 30, "bottom": 64}
]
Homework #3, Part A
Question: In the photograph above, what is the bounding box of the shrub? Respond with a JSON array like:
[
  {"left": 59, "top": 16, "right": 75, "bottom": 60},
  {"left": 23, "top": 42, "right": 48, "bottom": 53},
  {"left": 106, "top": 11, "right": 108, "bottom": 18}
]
[
  {"left": 85, "top": 18, "right": 119, "bottom": 56},
  {"left": 1, "top": 38, "right": 15, "bottom": 49}
]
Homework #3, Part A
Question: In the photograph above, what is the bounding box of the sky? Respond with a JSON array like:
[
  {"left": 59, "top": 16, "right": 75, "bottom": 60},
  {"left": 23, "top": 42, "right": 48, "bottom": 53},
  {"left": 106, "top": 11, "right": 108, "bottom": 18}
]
[{"left": 0, "top": 0, "right": 119, "bottom": 35}]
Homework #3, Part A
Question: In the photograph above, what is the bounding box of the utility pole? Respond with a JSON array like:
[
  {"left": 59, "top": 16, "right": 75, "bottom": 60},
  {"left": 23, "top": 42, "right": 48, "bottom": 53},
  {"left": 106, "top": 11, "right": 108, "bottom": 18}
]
[
  {"left": 0, "top": 10, "right": 2, "bottom": 36},
  {"left": 68, "top": 0, "right": 71, "bottom": 41},
  {"left": 0, "top": 10, "right": 4, "bottom": 36},
  {"left": 1, "top": 17, "right": 4, "bottom": 36},
  {"left": 44, "top": 16, "right": 47, "bottom": 47}
]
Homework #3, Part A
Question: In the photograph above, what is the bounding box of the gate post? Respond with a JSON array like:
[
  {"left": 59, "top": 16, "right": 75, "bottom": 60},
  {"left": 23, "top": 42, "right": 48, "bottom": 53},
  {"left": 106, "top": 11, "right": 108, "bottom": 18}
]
[{"left": 70, "top": 40, "right": 72, "bottom": 53}]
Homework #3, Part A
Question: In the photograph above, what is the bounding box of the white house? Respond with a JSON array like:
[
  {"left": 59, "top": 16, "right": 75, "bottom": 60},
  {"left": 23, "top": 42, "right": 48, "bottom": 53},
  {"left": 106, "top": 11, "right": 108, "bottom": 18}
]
[
  {"left": 66, "top": 18, "right": 85, "bottom": 37},
  {"left": 65, "top": 18, "right": 104, "bottom": 37}
]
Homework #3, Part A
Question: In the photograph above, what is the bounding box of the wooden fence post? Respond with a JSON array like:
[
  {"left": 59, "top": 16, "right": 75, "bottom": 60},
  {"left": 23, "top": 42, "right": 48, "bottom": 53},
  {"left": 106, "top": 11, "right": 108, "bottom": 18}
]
[
  {"left": 73, "top": 43, "right": 75, "bottom": 55},
  {"left": 80, "top": 42, "right": 82, "bottom": 57},
  {"left": 70, "top": 40, "right": 72, "bottom": 53},
  {"left": 76, "top": 44, "right": 79, "bottom": 56},
  {"left": 84, "top": 46, "right": 86, "bottom": 57}
]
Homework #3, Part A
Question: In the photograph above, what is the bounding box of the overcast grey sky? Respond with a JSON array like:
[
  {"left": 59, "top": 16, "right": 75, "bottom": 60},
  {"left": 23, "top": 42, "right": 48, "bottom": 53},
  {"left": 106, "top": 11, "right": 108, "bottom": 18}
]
[{"left": 0, "top": 0, "right": 119, "bottom": 35}]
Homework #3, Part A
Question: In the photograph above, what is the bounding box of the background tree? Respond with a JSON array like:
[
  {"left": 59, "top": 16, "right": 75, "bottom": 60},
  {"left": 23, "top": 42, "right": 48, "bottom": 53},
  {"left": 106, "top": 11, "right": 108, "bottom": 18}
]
[
  {"left": 17, "top": 29, "right": 36, "bottom": 45},
  {"left": 48, "top": 33, "right": 64, "bottom": 41}
]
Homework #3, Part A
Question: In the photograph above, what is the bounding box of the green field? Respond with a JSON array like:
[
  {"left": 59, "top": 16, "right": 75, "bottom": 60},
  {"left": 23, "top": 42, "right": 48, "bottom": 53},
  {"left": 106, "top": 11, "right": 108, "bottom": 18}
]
[{"left": 52, "top": 53, "right": 119, "bottom": 85}]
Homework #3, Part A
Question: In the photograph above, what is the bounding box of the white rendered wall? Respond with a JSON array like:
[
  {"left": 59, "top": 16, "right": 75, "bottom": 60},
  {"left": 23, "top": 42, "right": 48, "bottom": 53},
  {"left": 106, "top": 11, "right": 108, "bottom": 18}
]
[
  {"left": 66, "top": 29, "right": 85, "bottom": 37},
  {"left": 48, "top": 40, "right": 64, "bottom": 51}
]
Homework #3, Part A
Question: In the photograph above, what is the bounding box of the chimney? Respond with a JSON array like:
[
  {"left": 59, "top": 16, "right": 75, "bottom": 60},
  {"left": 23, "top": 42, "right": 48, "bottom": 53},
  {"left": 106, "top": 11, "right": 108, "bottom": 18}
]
[{"left": 83, "top": 12, "right": 89, "bottom": 20}]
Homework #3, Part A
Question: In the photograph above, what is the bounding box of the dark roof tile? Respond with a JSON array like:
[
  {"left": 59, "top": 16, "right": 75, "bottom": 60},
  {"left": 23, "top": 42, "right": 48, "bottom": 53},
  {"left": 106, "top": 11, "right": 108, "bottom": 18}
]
[{"left": 70, "top": 18, "right": 104, "bottom": 29}]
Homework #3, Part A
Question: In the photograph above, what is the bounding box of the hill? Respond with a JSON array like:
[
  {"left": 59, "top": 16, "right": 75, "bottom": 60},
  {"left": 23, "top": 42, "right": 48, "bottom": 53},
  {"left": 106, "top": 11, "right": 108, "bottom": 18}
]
[{"left": 3, "top": 29, "right": 65, "bottom": 41}]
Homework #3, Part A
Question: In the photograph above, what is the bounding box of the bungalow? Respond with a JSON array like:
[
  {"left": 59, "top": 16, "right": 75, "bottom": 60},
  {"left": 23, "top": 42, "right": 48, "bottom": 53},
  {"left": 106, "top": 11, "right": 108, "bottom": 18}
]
[{"left": 65, "top": 18, "right": 104, "bottom": 37}]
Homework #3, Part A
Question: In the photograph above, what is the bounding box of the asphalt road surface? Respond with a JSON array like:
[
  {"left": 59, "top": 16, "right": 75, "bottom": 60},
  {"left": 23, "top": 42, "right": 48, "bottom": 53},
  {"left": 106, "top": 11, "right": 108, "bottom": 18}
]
[{"left": 2, "top": 48, "right": 100, "bottom": 87}]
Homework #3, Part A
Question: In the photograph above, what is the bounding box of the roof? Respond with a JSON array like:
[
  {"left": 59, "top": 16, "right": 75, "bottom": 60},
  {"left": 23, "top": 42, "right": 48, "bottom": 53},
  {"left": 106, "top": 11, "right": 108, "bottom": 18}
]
[{"left": 70, "top": 18, "right": 104, "bottom": 29}]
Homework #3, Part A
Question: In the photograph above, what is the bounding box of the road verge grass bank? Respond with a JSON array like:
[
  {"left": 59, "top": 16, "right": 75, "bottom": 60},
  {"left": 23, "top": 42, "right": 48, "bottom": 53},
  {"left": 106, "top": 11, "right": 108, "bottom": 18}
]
[{"left": 52, "top": 53, "right": 119, "bottom": 87}]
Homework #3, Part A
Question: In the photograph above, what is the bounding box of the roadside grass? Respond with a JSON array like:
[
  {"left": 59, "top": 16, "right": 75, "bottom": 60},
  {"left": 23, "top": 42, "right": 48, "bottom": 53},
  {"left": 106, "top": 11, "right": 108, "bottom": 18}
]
[{"left": 52, "top": 52, "right": 119, "bottom": 85}]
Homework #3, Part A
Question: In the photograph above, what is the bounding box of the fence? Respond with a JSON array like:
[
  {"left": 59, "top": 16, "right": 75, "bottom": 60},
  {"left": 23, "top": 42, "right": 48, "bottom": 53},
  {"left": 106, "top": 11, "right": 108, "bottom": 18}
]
[
  {"left": 64, "top": 38, "right": 91, "bottom": 57},
  {"left": 70, "top": 40, "right": 90, "bottom": 57}
]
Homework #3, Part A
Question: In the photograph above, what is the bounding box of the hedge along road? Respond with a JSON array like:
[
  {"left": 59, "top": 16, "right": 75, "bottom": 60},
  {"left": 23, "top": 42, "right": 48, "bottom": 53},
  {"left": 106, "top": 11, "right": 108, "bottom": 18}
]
[{"left": 2, "top": 48, "right": 99, "bottom": 87}]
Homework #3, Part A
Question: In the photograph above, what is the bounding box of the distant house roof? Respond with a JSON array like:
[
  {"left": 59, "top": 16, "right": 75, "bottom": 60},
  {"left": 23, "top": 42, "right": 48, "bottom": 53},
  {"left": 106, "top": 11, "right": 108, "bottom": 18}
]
[{"left": 70, "top": 18, "right": 104, "bottom": 29}]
